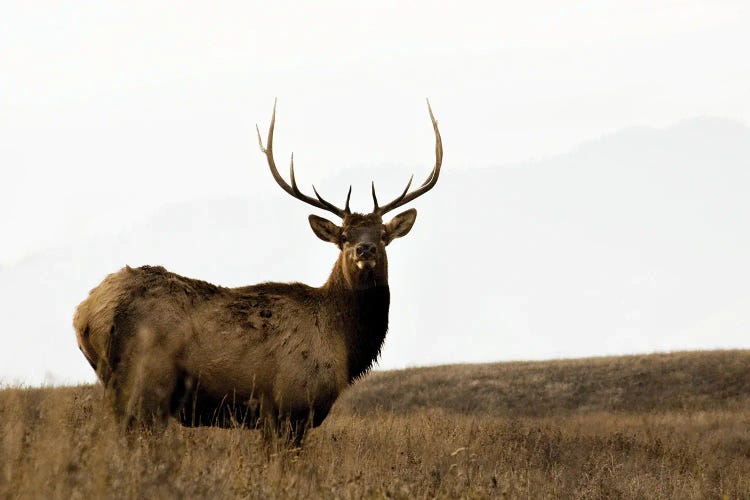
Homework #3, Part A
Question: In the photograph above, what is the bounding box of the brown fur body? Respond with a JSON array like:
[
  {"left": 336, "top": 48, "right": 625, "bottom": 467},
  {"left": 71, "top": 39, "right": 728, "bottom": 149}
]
[{"left": 73, "top": 213, "right": 407, "bottom": 440}]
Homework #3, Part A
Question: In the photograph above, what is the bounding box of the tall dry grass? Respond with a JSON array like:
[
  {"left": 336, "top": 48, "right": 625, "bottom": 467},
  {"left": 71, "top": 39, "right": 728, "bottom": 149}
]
[{"left": 2, "top": 350, "right": 750, "bottom": 498}]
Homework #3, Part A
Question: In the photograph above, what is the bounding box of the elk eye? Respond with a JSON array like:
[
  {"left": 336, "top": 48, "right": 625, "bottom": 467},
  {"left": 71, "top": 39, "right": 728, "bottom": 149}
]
[
  {"left": 341, "top": 233, "right": 348, "bottom": 243},
  {"left": 381, "top": 232, "right": 388, "bottom": 241}
]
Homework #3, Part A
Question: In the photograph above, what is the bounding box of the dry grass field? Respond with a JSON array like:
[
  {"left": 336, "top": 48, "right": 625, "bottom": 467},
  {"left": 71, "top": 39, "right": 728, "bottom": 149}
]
[{"left": 2, "top": 350, "right": 750, "bottom": 498}]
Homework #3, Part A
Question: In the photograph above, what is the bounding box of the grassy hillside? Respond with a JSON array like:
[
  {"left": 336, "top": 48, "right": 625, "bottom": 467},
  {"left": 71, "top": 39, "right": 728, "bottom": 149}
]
[
  {"left": 2, "top": 350, "right": 750, "bottom": 498},
  {"left": 342, "top": 350, "right": 750, "bottom": 416}
]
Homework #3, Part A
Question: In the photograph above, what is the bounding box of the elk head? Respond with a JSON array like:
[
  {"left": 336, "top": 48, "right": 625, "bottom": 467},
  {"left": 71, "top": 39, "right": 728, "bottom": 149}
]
[{"left": 256, "top": 100, "right": 442, "bottom": 290}]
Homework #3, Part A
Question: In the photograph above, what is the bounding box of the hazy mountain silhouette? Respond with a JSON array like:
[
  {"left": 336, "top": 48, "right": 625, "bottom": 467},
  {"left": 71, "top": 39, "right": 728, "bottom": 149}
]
[{"left": 3, "top": 117, "right": 749, "bottom": 384}]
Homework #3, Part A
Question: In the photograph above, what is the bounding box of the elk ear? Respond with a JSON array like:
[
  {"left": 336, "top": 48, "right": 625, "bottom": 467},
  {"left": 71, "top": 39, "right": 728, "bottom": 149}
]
[
  {"left": 309, "top": 214, "right": 341, "bottom": 244},
  {"left": 385, "top": 208, "right": 417, "bottom": 241}
]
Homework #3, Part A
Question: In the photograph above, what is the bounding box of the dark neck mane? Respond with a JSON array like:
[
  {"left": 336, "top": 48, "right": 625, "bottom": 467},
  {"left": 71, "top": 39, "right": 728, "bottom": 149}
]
[{"left": 323, "top": 256, "right": 390, "bottom": 383}]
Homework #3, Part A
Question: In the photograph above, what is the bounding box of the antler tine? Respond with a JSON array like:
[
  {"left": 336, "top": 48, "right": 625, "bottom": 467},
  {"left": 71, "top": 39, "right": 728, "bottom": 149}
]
[
  {"left": 373, "top": 99, "right": 443, "bottom": 215},
  {"left": 312, "top": 184, "right": 348, "bottom": 214},
  {"left": 257, "top": 100, "right": 350, "bottom": 218},
  {"left": 344, "top": 185, "right": 352, "bottom": 213},
  {"left": 289, "top": 153, "right": 298, "bottom": 191}
]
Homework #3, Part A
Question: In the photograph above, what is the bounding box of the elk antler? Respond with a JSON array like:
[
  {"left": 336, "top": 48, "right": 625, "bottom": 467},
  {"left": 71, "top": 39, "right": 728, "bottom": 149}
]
[
  {"left": 257, "top": 100, "right": 351, "bottom": 219},
  {"left": 372, "top": 99, "right": 443, "bottom": 216}
]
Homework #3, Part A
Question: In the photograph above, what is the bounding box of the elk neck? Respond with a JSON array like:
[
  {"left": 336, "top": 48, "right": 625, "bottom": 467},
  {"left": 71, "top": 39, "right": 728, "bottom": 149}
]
[{"left": 321, "top": 252, "right": 390, "bottom": 382}]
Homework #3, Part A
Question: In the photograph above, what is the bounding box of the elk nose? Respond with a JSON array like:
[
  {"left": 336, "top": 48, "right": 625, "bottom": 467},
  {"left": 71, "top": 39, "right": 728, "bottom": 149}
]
[{"left": 356, "top": 242, "right": 377, "bottom": 259}]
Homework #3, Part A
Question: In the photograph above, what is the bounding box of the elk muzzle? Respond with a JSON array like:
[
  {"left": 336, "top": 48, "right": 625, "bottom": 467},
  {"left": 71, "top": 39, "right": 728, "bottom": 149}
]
[{"left": 355, "top": 242, "right": 378, "bottom": 269}]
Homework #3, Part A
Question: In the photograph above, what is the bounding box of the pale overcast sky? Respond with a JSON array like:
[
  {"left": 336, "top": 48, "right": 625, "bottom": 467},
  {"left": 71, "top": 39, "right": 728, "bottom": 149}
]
[
  {"left": 1, "top": 2, "right": 749, "bottom": 384},
  {"left": 2, "top": 1, "right": 749, "bottom": 264}
]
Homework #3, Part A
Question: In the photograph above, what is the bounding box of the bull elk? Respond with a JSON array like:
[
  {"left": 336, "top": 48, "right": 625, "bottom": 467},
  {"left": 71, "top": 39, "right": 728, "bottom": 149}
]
[{"left": 73, "top": 100, "right": 443, "bottom": 444}]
